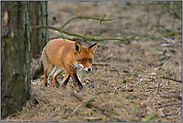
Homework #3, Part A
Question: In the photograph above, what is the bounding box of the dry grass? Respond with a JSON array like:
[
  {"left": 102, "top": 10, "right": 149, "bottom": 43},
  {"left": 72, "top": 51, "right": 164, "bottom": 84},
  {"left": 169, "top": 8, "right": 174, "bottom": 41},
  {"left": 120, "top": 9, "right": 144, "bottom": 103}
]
[{"left": 2, "top": 1, "right": 182, "bottom": 122}]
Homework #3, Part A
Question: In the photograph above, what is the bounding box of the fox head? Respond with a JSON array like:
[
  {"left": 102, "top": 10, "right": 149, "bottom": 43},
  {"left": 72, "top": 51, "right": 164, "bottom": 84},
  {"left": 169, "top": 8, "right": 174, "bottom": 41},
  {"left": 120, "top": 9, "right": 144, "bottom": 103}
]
[{"left": 73, "top": 42, "right": 97, "bottom": 71}]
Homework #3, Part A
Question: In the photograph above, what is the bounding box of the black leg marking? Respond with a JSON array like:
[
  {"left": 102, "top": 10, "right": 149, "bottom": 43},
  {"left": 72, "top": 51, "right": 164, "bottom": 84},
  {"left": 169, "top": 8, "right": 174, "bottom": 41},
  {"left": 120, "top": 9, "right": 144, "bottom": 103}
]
[
  {"left": 62, "top": 75, "right": 71, "bottom": 88},
  {"left": 63, "top": 75, "right": 71, "bottom": 85},
  {"left": 73, "top": 73, "right": 83, "bottom": 89},
  {"left": 55, "top": 78, "right": 60, "bottom": 88},
  {"left": 45, "top": 82, "right": 47, "bottom": 87}
]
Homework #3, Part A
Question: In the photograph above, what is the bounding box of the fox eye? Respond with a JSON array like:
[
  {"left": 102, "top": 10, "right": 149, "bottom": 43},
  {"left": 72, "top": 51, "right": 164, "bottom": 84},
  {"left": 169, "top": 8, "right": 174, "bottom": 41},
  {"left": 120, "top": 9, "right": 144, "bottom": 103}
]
[
  {"left": 81, "top": 59, "right": 85, "bottom": 62},
  {"left": 89, "top": 59, "right": 92, "bottom": 62}
]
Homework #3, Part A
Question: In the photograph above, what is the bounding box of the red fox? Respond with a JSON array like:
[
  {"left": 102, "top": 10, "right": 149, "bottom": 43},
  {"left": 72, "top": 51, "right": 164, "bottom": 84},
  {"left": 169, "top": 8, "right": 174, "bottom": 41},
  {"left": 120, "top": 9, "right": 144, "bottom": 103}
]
[{"left": 31, "top": 39, "right": 97, "bottom": 90}]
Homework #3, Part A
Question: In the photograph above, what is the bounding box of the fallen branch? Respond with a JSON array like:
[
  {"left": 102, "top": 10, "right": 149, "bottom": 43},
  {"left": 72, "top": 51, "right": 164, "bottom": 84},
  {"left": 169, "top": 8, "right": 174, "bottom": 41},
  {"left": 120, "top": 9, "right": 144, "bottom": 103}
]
[
  {"left": 158, "top": 102, "right": 182, "bottom": 108},
  {"left": 160, "top": 93, "right": 182, "bottom": 100},
  {"left": 162, "top": 75, "right": 182, "bottom": 83}
]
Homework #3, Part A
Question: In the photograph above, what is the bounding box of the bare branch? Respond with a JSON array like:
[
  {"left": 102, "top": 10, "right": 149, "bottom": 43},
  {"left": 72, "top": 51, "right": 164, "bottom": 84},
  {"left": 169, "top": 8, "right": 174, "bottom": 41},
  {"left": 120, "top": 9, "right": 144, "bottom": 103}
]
[
  {"left": 32, "top": 25, "right": 125, "bottom": 41},
  {"left": 32, "top": 15, "right": 128, "bottom": 42},
  {"left": 60, "top": 14, "right": 114, "bottom": 29}
]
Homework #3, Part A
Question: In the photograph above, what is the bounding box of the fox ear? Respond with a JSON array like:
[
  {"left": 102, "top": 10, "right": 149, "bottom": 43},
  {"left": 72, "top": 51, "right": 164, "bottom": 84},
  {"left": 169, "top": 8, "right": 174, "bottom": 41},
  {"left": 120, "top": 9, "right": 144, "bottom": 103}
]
[
  {"left": 89, "top": 43, "right": 97, "bottom": 54},
  {"left": 74, "top": 42, "right": 82, "bottom": 54}
]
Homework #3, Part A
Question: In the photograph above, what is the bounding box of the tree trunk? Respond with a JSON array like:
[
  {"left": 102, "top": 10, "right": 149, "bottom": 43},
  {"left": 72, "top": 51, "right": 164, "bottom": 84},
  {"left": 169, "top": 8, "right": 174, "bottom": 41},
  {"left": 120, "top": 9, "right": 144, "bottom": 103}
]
[
  {"left": 30, "top": 1, "right": 49, "bottom": 58},
  {"left": 1, "top": 1, "right": 48, "bottom": 118}
]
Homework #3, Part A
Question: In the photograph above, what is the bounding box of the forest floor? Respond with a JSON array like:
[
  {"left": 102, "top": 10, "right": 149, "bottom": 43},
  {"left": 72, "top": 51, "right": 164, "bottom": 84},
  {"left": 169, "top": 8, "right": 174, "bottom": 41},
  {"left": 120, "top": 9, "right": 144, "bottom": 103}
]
[{"left": 2, "top": 1, "right": 182, "bottom": 122}]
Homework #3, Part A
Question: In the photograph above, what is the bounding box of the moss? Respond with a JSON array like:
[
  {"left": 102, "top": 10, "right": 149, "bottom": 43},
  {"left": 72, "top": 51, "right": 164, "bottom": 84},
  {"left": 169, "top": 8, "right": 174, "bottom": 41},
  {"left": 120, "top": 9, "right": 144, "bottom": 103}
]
[{"left": 1, "top": 106, "right": 8, "bottom": 118}]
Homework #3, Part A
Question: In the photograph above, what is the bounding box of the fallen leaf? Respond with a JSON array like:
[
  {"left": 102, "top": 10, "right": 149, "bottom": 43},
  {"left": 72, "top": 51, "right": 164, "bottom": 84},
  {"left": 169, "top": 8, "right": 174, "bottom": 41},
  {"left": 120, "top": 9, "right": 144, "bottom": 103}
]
[{"left": 166, "top": 116, "right": 177, "bottom": 120}]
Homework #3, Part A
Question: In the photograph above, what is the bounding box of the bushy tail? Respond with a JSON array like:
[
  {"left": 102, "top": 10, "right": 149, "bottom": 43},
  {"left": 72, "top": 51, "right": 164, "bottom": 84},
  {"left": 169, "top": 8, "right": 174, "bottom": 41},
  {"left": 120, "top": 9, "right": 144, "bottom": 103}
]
[{"left": 31, "top": 58, "right": 44, "bottom": 80}]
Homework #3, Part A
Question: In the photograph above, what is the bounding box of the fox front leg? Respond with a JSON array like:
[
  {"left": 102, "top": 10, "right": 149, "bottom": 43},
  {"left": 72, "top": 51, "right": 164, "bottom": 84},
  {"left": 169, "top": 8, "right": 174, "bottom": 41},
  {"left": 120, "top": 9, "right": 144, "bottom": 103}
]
[
  {"left": 71, "top": 73, "right": 83, "bottom": 90},
  {"left": 61, "top": 72, "right": 71, "bottom": 88}
]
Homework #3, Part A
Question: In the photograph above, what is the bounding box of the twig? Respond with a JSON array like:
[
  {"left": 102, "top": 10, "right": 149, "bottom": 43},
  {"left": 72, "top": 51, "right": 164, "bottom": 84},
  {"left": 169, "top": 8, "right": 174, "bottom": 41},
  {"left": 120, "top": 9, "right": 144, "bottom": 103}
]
[
  {"left": 156, "top": 1, "right": 182, "bottom": 20},
  {"left": 93, "top": 104, "right": 119, "bottom": 116},
  {"left": 141, "top": 112, "right": 158, "bottom": 122},
  {"left": 62, "top": 30, "right": 125, "bottom": 41},
  {"left": 147, "top": 30, "right": 182, "bottom": 40},
  {"left": 69, "top": 89, "right": 119, "bottom": 116},
  {"left": 112, "top": 67, "right": 121, "bottom": 77},
  {"left": 92, "top": 62, "right": 111, "bottom": 66},
  {"left": 127, "top": 100, "right": 140, "bottom": 122},
  {"left": 68, "top": 96, "right": 97, "bottom": 118},
  {"left": 85, "top": 117, "right": 103, "bottom": 121},
  {"left": 160, "top": 94, "right": 182, "bottom": 100},
  {"left": 85, "top": 96, "right": 98, "bottom": 103},
  {"left": 60, "top": 15, "right": 114, "bottom": 29},
  {"left": 156, "top": 72, "right": 165, "bottom": 95},
  {"left": 69, "top": 102, "right": 83, "bottom": 118},
  {"left": 158, "top": 30, "right": 182, "bottom": 38},
  {"left": 32, "top": 25, "right": 125, "bottom": 41},
  {"left": 103, "top": 112, "right": 118, "bottom": 122},
  {"left": 158, "top": 102, "right": 182, "bottom": 108},
  {"left": 32, "top": 25, "right": 66, "bottom": 39},
  {"left": 96, "top": 90, "right": 113, "bottom": 95},
  {"left": 162, "top": 75, "right": 182, "bottom": 83},
  {"left": 69, "top": 89, "right": 84, "bottom": 101},
  {"left": 117, "top": 98, "right": 130, "bottom": 115},
  {"left": 145, "top": 4, "right": 150, "bottom": 33}
]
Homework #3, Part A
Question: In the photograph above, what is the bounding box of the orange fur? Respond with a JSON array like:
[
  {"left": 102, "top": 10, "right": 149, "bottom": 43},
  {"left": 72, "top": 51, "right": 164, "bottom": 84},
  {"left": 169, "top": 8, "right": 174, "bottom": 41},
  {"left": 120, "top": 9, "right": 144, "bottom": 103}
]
[{"left": 32, "top": 39, "right": 97, "bottom": 89}]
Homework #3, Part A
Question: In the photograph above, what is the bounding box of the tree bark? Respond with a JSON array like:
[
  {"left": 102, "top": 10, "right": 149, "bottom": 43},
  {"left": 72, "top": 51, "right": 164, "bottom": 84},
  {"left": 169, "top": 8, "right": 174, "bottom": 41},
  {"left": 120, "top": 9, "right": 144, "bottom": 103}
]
[
  {"left": 30, "top": 1, "right": 48, "bottom": 58},
  {"left": 1, "top": 1, "right": 48, "bottom": 118}
]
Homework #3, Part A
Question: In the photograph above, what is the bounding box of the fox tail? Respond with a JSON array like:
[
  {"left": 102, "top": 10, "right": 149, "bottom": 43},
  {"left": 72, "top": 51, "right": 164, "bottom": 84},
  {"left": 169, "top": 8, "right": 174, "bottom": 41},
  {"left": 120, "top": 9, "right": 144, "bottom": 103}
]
[{"left": 31, "top": 58, "right": 44, "bottom": 80}]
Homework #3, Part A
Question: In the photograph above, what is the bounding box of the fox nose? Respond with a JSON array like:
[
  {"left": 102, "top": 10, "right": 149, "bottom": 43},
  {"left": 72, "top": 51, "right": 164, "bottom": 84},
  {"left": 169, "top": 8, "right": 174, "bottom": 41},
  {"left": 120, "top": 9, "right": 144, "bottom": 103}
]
[{"left": 88, "top": 68, "right": 92, "bottom": 71}]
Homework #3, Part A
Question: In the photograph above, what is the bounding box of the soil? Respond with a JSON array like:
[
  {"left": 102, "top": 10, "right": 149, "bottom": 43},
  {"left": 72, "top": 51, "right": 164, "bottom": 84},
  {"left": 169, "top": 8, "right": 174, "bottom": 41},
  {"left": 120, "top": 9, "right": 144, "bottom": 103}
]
[{"left": 2, "top": 1, "right": 182, "bottom": 122}]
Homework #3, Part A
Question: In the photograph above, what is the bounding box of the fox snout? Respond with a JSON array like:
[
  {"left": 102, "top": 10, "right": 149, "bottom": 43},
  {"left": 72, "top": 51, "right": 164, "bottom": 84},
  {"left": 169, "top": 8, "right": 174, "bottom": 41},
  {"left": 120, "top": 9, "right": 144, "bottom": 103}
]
[
  {"left": 74, "top": 62, "right": 93, "bottom": 72},
  {"left": 84, "top": 67, "right": 92, "bottom": 71},
  {"left": 88, "top": 68, "right": 92, "bottom": 71}
]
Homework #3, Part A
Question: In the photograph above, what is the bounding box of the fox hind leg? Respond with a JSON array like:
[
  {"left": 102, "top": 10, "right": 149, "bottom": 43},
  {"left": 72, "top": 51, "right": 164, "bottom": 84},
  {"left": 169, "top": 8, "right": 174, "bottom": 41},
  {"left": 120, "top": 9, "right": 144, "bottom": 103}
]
[
  {"left": 43, "top": 63, "right": 55, "bottom": 87},
  {"left": 52, "top": 66, "right": 64, "bottom": 88},
  {"left": 43, "top": 62, "right": 50, "bottom": 87},
  {"left": 42, "top": 48, "right": 52, "bottom": 87}
]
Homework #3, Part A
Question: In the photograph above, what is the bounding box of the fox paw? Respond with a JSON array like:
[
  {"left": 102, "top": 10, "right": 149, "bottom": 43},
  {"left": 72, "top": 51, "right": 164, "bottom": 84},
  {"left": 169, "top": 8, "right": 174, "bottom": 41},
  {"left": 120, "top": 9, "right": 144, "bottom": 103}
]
[
  {"left": 61, "top": 84, "right": 66, "bottom": 88},
  {"left": 55, "top": 83, "right": 60, "bottom": 88}
]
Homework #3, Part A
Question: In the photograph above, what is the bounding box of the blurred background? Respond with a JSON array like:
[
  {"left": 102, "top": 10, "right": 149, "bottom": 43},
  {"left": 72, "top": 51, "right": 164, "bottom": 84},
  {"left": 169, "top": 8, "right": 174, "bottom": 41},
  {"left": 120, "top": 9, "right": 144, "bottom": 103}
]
[{"left": 1, "top": 1, "right": 182, "bottom": 122}]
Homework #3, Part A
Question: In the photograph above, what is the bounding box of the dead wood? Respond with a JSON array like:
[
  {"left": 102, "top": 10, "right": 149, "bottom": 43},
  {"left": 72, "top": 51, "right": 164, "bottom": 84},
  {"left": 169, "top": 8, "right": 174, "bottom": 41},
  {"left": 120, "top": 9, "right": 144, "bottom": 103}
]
[
  {"left": 162, "top": 76, "right": 182, "bottom": 83},
  {"left": 158, "top": 102, "right": 182, "bottom": 108}
]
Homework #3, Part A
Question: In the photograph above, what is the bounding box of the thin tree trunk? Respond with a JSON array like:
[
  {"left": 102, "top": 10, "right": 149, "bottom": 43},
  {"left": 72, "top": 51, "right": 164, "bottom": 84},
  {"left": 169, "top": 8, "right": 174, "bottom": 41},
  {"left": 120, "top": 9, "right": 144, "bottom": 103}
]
[{"left": 30, "top": 1, "right": 48, "bottom": 58}]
